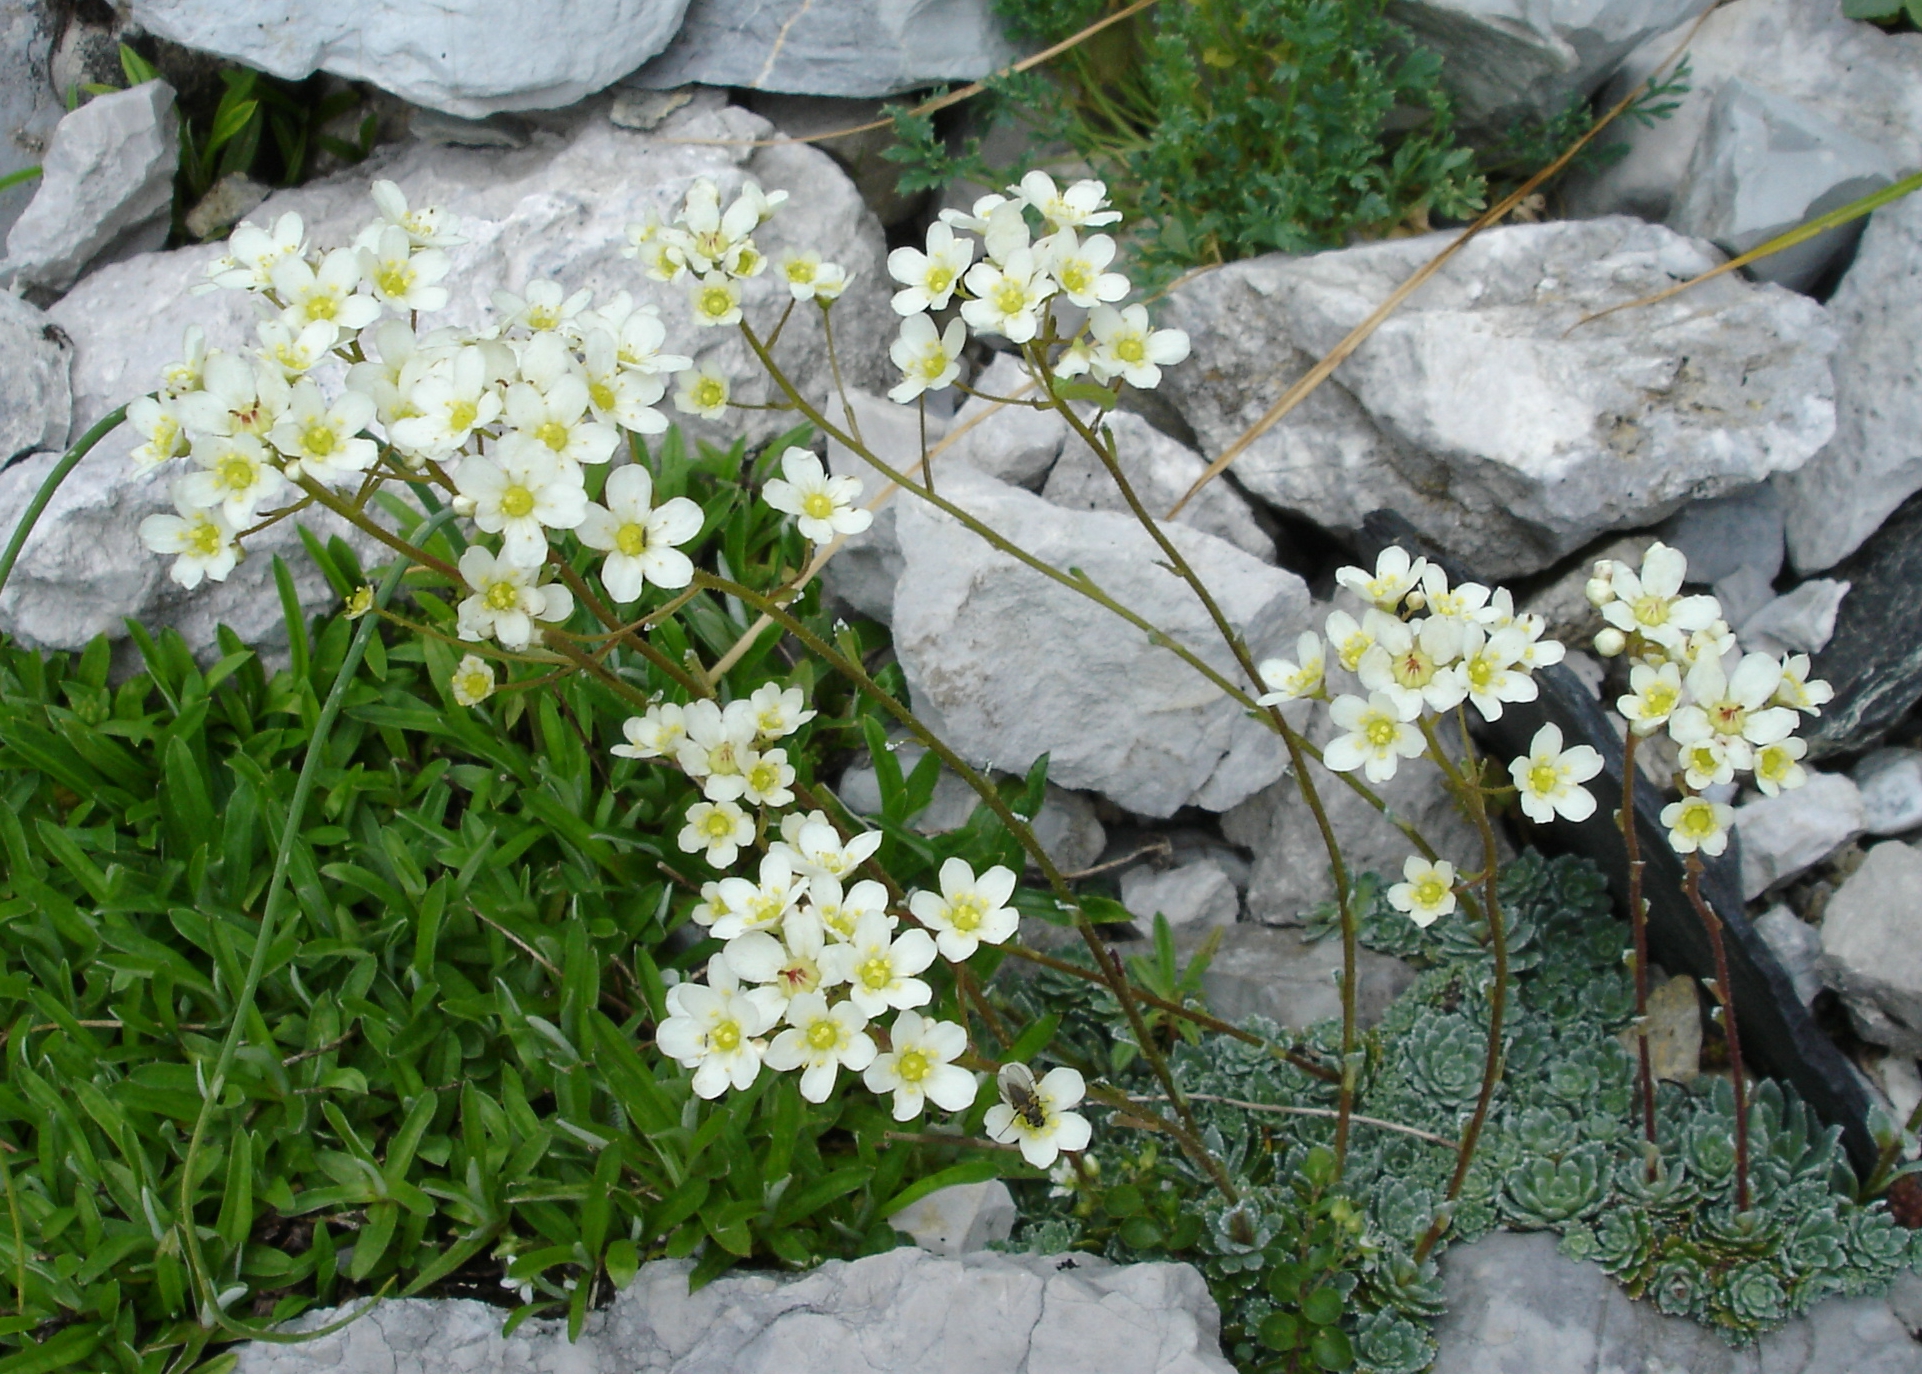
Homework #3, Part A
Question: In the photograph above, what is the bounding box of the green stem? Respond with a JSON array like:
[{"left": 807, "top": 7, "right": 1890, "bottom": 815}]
[
  {"left": 1861, "top": 1095, "right": 1922, "bottom": 1201},
  {"left": 0, "top": 406, "right": 129, "bottom": 601},
  {"left": 1622, "top": 729, "right": 1658, "bottom": 1169}
]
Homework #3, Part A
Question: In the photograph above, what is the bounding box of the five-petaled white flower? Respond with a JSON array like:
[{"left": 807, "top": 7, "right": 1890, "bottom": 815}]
[
  {"left": 762, "top": 447, "right": 872, "bottom": 543},
  {"left": 656, "top": 955, "right": 779, "bottom": 1099},
  {"left": 827, "top": 912, "right": 936, "bottom": 1018},
  {"left": 1509, "top": 723, "right": 1602, "bottom": 824},
  {"left": 368, "top": 178, "right": 465, "bottom": 248},
  {"left": 1772, "top": 654, "right": 1834, "bottom": 716},
  {"left": 1617, "top": 662, "right": 1684, "bottom": 737},
  {"left": 454, "top": 545, "right": 575, "bottom": 649},
  {"left": 1086, "top": 303, "right": 1189, "bottom": 389},
  {"left": 1323, "top": 691, "right": 1426, "bottom": 783},
  {"left": 612, "top": 701, "right": 686, "bottom": 760},
  {"left": 687, "top": 272, "right": 743, "bottom": 328},
  {"left": 1597, "top": 541, "right": 1720, "bottom": 651},
  {"left": 181, "top": 433, "right": 287, "bottom": 527},
  {"left": 455, "top": 447, "right": 588, "bottom": 566},
  {"left": 887, "top": 221, "right": 974, "bottom": 315},
  {"left": 391, "top": 347, "right": 503, "bottom": 457},
  {"left": 676, "top": 698, "right": 761, "bottom": 802},
  {"left": 673, "top": 366, "right": 731, "bottom": 419},
  {"left": 139, "top": 488, "right": 239, "bottom": 588},
  {"left": 909, "top": 857, "right": 1019, "bottom": 962},
  {"left": 1039, "top": 228, "right": 1129, "bottom": 309},
  {"left": 1256, "top": 632, "right": 1325, "bottom": 705},
  {"left": 678, "top": 798, "right": 755, "bottom": 868},
  {"left": 1661, "top": 795, "right": 1734, "bottom": 857},
  {"left": 1010, "top": 171, "right": 1121, "bottom": 231},
  {"left": 888, "top": 314, "right": 967, "bottom": 404},
  {"left": 1753, "top": 737, "right": 1809, "bottom": 796},
  {"left": 579, "top": 329, "right": 669, "bottom": 434},
  {"left": 1358, "top": 614, "right": 1466, "bottom": 717},
  {"left": 1335, "top": 547, "right": 1427, "bottom": 611},
  {"left": 501, "top": 366, "right": 618, "bottom": 469},
  {"left": 776, "top": 250, "right": 849, "bottom": 303},
  {"left": 576, "top": 463, "right": 703, "bottom": 600},
  {"left": 126, "top": 395, "right": 190, "bottom": 469},
  {"left": 1387, "top": 856, "right": 1457, "bottom": 928},
  {"left": 1452, "top": 624, "right": 1538, "bottom": 723},
  {"left": 273, "top": 247, "right": 381, "bottom": 332},
  {"left": 450, "top": 654, "right": 496, "bottom": 707},
  {"left": 492, "top": 280, "right": 591, "bottom": 334},
  {"left": 268, "top": 379, "right": 379, "bottom": 485},
  {"left": 763, "top": 993, "right": 877, "bottom": 1103},
  {"left": 985, "top": 1063, "right": 1092, "bottom": 1168},
  {"left": 1670, "top": 652, "right": 1797, "bottom": 752},
  {"left": 863, "top": 1011, "right": 976, "bottom": 1122},
  {"left": 960, "top": 249, "right": 1055, "bottom": 344},
  {"left": 360, "top": 224, "right": 451, "bottom": 313},
  {"left": 745, "top": 682, "right": 816, "bottom": 741}
]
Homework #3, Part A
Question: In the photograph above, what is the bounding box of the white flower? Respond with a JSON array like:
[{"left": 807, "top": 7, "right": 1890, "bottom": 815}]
[
  {"left": 450, "top": 654, "right": 496, "bottom": 707},
  {"left": 825, "top": 912, "right": 936, "bottom": 1018},
  {"left": 454, "top": 545, "right": 575, "bottom": 649},
  {"left": 576, "top": 463, "right": 703, "bottom": 599},
  {"left": 1660, "top": 795, "right": 1734, "bottom": 857},
  {"left": 160, "top": 325, "right": 208, "bottom": 397},
  {"left": 960, "top": 249, "right": 1055, "bottom": 344},
  {"left": 1453, "top": 624, "right": 1538, "bottom": 723},
  {"left": 361, "top": 225, "right": 451, "bottom": 313},
  {"left": 674, "top": 178, "right": 768, "bottom": 274},
  {"left": 1256, "top": 632, "right": 1325, "bottom": 705},
  {"left": 1753, "top": 736, "right": 1808, "bottom": 796},
  {"left": 180, "top": 433, "right": 287, "bottom": 527},
  {"left": 1772, "top": 654, "right": 1834, "bottom": 716},
  {"left": 127, "top": 395, "right": 190, "bottom": 469},
  {"left": 1677, "top": 734, "right": 1738, "bottom": 790},
  {"left": 272, "top": 248, "right": 381, "bottom": 333},
  {"left": 1009, "top": 171, "right": 1121, "bottom": 231},
  {"left": 254, "top": 317, "right": 339, "bottom": 380},
  {"left": 776, "top": 250, "right": 848, "bottom": 302},
  {"left": 177, "top": 351, "right": 289, "bottom": 439},
  {"left": 210, "top": 212, "right": 307, "bottom": 292},
  {"left": 1386, "top": 856, "right": 1456, "bottom": 928},
  {"left": 1086, "top": 303, "right": 1189, "bottom": 389},
  {"left": 687, "top": 272, "right": 743, "bottom": 328},
  {"left": 138, "top": 487, "right": 239, "bottom": 588},
  {"left": 887, "top": 314, "right": 967, "bottom": 404},
  {"left": 390, "top": 347, "right": 503, "bottom": 457},
  {"left": 612, "top": 701, "right": 686, "bottom": 760},
  {"left": 710, "top": 852, "right": 810, "bottom": 942},
  {"left": 862, "top": 1011, "right": 976, "bottom": 1122},
  {"left": 268, "top": 380, "right": 379, "bottom": 485},
  {"left": 985, "top": 1063, "right": 1092, "bottom": 1168},
  {"left": 1669, "top": 653, "right": 1797, "bottom": 751},
  {"left": 676, "top": 698, "right": 760, "bottom": 802},
  {"left": 941, "top": 192, "right": 1031, "bottom": 264},
  {"left": 600, "top": 300, "right": 691, "bottom": 376},
  {"left": 740, "top": 748, "right": 796, "bottom": 808},
  {"left": 763, "top": 993, "right": 876, "bottom": 1103},
  {"left": 673, "top": 366, "right": 730, "bottom": 419},
  {"left": 745, "top": 682, "right": 816, "bottom": 741},
  {"left": 369, "top": 179, "right": 464, "bottom": 248},
  {"left": 1357, "top": 615, "right": 1466, "bottom": 717},
  {"left": 1323, "top": 692, "right": 1426, "bottom": 783},
  {"left": 492, "top": 280, "right": 592, "bottom": 335},
  {"left": 1335, "top": 547, "right": 1427, "bottom": 611},
  {"left": 1598, "top": 542, "right": 1721, "bottom": 651},
  {"left": 908, "top": 857, "right": 1018, "bottom": 962},
  {"left": 656, "top": 955, "right": 778, "bottom": 1098},
  {"left": 805, "top": 876, "right": 891, "bottom": 943},
  {"left": 501, "top": 367, "right": 619, "bottom": 469},
  {"left": 887, "top": 221, "right": 974, "bottom": 315},
  {"left": 788, "top": 818, "right": 884, "bottom": 882},
  {"left": 678, "top": 798, "right": 755, "bottom": 868},
  {"left": 577, "top": 330, "right": 669, "bottom": 435},
  {"left": 1411, "top": 565, "right": 1498, "bottom": 625},
  {"left": 1038, "top": 228, "right": 1129, "bottom": 309},
  {"left": 762, "top": 447, "right": 872, "bottom": 542},
  {"left": 1324, "top": 608, "right": 1382, "bottom": 673},
  {"left": 455, "top": 447, "right": 588, "bottom": 566},
  {"left": 1509, "top": 723, "right": 1602, "bottom": 824},
  {"left": 1617, "top": 661, "right": 1683, "bottom": 737}
]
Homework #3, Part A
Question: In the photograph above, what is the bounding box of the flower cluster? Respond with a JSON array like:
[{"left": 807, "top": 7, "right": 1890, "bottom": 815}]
[
  {"left": 882, "top": 171, "right": 1191, "bottom": 405},
  {"left": 1590, "top": 542, "right": 1832, "bottom": 856}
]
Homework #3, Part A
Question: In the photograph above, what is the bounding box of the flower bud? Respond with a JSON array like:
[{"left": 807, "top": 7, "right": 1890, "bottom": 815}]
[
  {"left": 1595, "top": 627, "right": 1627, "bottom": 657},
  {"left": 452, "top": 494, "right": 477, "bottom": 516},
  {"left": 1584, "top": 576, "right": 1615, "bottom": 608}
]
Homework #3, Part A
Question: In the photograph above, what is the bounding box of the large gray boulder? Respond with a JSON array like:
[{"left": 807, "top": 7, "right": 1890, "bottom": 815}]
[
  {"left": 4, "top": 80, "right": 177, "bottom": 295},
  {"left": 891, "top": 468, "right": 1311, "bottom": 818},
  {"left": 1389, "top": 0, "right": 1711, "bottom": 126},
  {"left": 0, "top": 289, "right": 71, "bottom": 464},
  {"left": 1432, "top": 1230, "right": 1922, "bottom": 1374},
  {"left": 1567, "top": 0, "right": 1922, "bottom": 227},
  {"left": 126, "top": 0, "right": 690, "bottom": 118},
  {"left": 1819, "top": 839, "right": 1922, "bottom": 1055},
  {"left": 1775, "top": 187, "right": 1922, "bottom": 574},
  {"left": 0, "top": 98, "right": 894, "bottom": 652},
  {"left": 233, "top": 1249, "right": 1238, "bottom": 1374},
  {"left": 1, "top": 0, "right": 61, "bottom": 241},
  {"left": 626, "top": 0, "right": 1019, "bottom": 98},
  {"left": 1158, "top": 217, "right": 1835, "bottom": 578}
]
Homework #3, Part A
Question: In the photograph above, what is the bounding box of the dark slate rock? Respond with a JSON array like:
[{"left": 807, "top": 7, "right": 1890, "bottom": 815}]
[{"left": 1805, "top": 488, "right": 1922, "bottom": 759}]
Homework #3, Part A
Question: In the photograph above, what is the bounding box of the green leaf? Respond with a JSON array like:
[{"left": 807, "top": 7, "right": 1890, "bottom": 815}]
[
  {"left": 1258, "top": 1311, "right": 1302, "bottom": 1352},
  {"left": 1311, "top": 1326, "right": 1355, "bottom": 1371},
  {"left": 1842, "top": 0, "right": 1902, "bottom": 15},
  {"left": 603, "top": 1238, "right": 640, "bottom": 1290},
  {"left": 118, "top": 43, "right": 161, "bottom": 86},
  {"left": 207, "top": 95, "right": 260, "bottom": 154},
  {"left": 1302, "top": 1286, "right": 1344, "bottom": 1326},
  {"left": 1050, "top": 378, "right": 1120, "bottom": 409}
]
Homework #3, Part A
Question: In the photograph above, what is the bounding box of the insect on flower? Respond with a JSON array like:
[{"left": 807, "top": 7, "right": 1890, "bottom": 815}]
[{"left": 998, "top": 1061, "right": 1049, "bottom": 1130}]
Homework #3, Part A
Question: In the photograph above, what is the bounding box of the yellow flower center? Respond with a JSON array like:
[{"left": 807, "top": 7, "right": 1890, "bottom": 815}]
[
  {"left": 708, "top": 741, "right": 742, "bottom": 776},
  {"left": 948, "top": 896, "right": 984, "bottom": 932},
  {"left": 217, "top": 455, "right": 256, "bottom": 491},
  {"left": 186, "top": 519, "right": 224, "bottom": 557},
  {"left": 483, "top": 580, "right": 522, "bottom": 612},
  {"left": 693, "top": 379, "right": 726, "bottom": 410},
  {"left": 1059, "top": 261, "right": 1091, "bottom": 294},
  {"left": 304, "top": 293, "right": 338, "bottom": 322},
  {"left": 499, "top": 485, "right": 537, "bottom": 518},
  {"left": 699, "top": 285, "right": 734, "bottom": 319},
  {"left": 1633, "top": 595, "right": 1670, "bottom": 627},
  {"left": 1687, "top": 745, "right": 1718, "bottom": 773},
  {"left": 535, "top": 420, "right": 570, "bottom": 451},
  {"left": 807, "top": 1019, "right": 840, "bottom": 1051},
  {"left": 616, "top": 522, "right": 649, "bottom": 556},
  {"left": 747, "top": 760, "right": 782, "bottom": 793},
  {"left": 1758, "top": 748, "right": 1789, "bottom": 782},
  {"left": 1392, "top": 648, "right": 1435, "bottom": 689},
  {"left": 1114, "top": 335, "right": 1147, "bottom": 364},
  {"left": 1414, "top": 877, "right": 1449, "bottom": 909},
  {"left": 377, "top": 264, "right": 413, "bottom": 297},
  {"left": 447, "top": 400, "right": 478, "bottom": 432},
  {"left": 801, "top": 491, "right": 837, "bottom": 521},
  {"left": 456, "top": 670, "right": 491, "bottom": 701},
  {"left": 785, "top": 258, "right": 817, "bottom": 284},
  {"left": 1643, "top": 682, "right": 1677, "bottom": 715},
  {"left": 1677, "top": 802, "right": 1718, "bottom": 840},
  {"left": 924, "top": 265, "right": 953, "bottom": 296},
  {"left": 302, "top": 424, "right": 337, "bottom": 457},
  {"left": 1466, "top": 656, "right": 1495, "bottom": 690},
  {"left": 994, "top": 280, "right": 1028, "bottom": 315},
  {"left": 1528, "top": 761, "right": 1560, "bottom": 796},
  {"left": 526, "top": 306, "right": 561, "bottom": 331},
  {"left": 896, "top": 1049, "right": 930, "bottom": 1083},
  {"left": 1338, "top": 634, "right": 1371, "bottom": 671},
  {"left": 858, "top": 956, "right": 893, "bottom": 991},
  {"left": 710, "top": 1019, "right": 741, "bottom": 1052},
  {"left": 915, "top": 350, "right": 950, "bottom": 382},
  {"left": 1364, "top": 715, "right": 1399, "bottom": 749},
  {"left": 732, "top": 247, "right": 761, "bottom": 276},
  {"left": 1710, "top": 702, "right": 1745, "bottom": 733},
  {"left": 590, "top": 381, "right": 617, "bottom": 412},
  {"left": 701, "top": 809, "right": 737, "bottom": 838}
]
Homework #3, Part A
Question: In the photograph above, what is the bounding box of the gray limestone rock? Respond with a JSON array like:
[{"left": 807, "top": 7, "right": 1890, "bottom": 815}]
[
  {"left": 1856, "top": 749, "right": 1922, "bottom": 838},
  {"left": 127, "top": 0, "right": 689, "bottom": 118},
  {"left": 4, "top": 80, "right": 177, "bottom": 295},
  {"left": 1158, "top": 217, "right": 1835, "bottom": 578},
  {"left": 1821, "top": 840, "right": 1922, "bottom": 1055},
  {"left": 1389, "top": 0, "right": 1712, "bottom": 126},
  {"left": 1043, "top": 410, "right": 1275, "bottom": 564},
  {"left": 1754, "top": 904, "right": 1824, "bottom": 1008},
  {"left": 1162, "top": 922, "right": 1417, "bottom": 1030},
  {"left": 232, "top": 1248, "right": 1237, "bottom": 1374},
  {"left": 891, "top": 468, "right": 1312, "bottom": 818},
  {"left": 0, "top": 288, "right": 70, "bottom": 463},
  {"left": 181, "top": 172, "right": 271, "bottom": 242},
  {"left": 1776, "top": 187, "right": 1922, "bottom": 575},
  {"left": 1733, "top": 771, "right": 1864, "bottom": 901},
  {"left": 1668, "top": 79, "right": 1897, "bottom": 293},
  {"left": 1659, "top": 483, "right": 1784, "bottom": 588},
  {"left": 1121, "top": 858, "right": 1241, "bottom": 931},
  {"left": 0, "top": 101, "right": 893, "bottom": 652},
  {"left": 1431, "top": 1229, "right": 1922, "bottom": 1374},
  {"left": 626, "top": 0, "right": 1019, "bottom": 98},
  {"left": 0, "top": 0, "right": 60, "bottom": 241},
  {"left": 941, "top": 352, "right": 1070, "bottom": 490},
  {"left": 890, "top": 1180, "right": 1015, "bottom": 1257},
  {"left": 1739, "top": 579, "right": 1850, "bottom": 658},
  {"left": 1567, "top": 0, "right": 1922, "bottom": 228}
]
